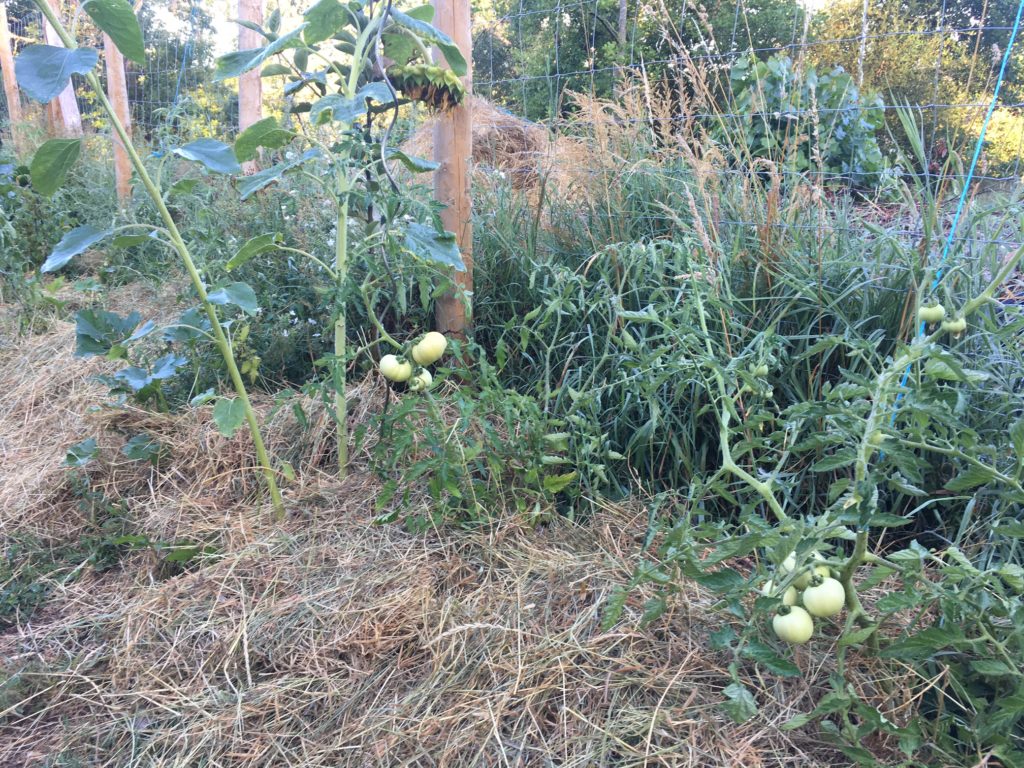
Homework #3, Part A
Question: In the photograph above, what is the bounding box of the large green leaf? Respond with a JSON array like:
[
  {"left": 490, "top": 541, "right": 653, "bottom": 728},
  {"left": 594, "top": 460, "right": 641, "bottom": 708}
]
[
  {"left": 163, "top": 307, "right": 212, "bottom": 343},
  {"left": 30, "top": 138, "right": 81, "bottom": 197},
  {"left": 81, "top": 0, "right": 145, "bottom": 64},
  {"left": 309, "top": 81, "right": 393, "bottom": 125},
  {"left": 238, "top": 149, "right": 320, "bottom": 200},
  {"left": 75, "top": 308, "right": 143, "bottom": 358},
  {"left": 42, "top": 225, "right": 112, "bottom": 272},
  {"left": 388, "top": 10, "right": 467, "bottom": 76},
  {"left": 114, "top": 353, "right": 187, "bottom": 392},
  {"left": 303, "top": 0, "right": 350, "bottom": 45},
  {"left": 381, "top": 5, "right": 433, "bottom": 66},
  {"left": 404, "top": 222, "right": 466, "bottom": 271},
  {"left": 944, "top": 464, "right": 996, "bottom": 491},
  {"left": 234, "top": 118, "right": 295, "bottom": 162},
  {"left": 213, "top": 397, "right": 247, "bottom": 437},
  {"left": 214, "top": 26, "right": 307, "bottom": 81},
  {"left": 173, "top": 139, "right": 242, "bottom": 174},
  {"left": 226, "top": 233, "right": 283, "bottom": 271},
  {"left": 64, "top": 438, "right": 99, "bottom": 467},
  {"left": 207, "top": 282, "right": 259, "bottom": 315},
  {"left": 15, "top": 45, "right": 99, "bottom": 103},
  {"left": 385, "top": 147, "right": 439, "bottom": 173}
]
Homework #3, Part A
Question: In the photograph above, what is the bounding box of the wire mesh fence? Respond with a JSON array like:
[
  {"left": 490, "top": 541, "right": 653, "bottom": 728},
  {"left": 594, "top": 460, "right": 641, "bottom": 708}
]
[
  {"left": 472, "top": 0, "right": 1024, "bottom": 185},
  {"left": 0, "top": 0, "right": 227, "bottom": 143}
]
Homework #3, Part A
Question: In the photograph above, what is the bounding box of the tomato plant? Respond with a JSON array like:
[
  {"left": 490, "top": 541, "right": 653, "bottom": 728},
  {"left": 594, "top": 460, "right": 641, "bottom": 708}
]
[{"left": 603, "top": 239, "right": 1024, "bottom": 761}]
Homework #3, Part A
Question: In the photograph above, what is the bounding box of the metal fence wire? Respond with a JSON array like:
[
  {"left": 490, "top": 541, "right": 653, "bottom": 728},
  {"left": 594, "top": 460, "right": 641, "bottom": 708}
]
[
  {"left": 0, "top": 0, "right": 224, "bottom": 142},
  {"left": 472, "top": 0, "right": 1024, "bottom": 187}
]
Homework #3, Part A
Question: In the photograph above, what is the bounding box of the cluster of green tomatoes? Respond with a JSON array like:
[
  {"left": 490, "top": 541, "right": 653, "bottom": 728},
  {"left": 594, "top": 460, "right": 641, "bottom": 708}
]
[
  {"left": 918, "top": 302, "right": 966, "bottom": 335},
  {"left": 764, "top": 552, "right": 847, "bottom": 644},
  {"left": 378, "top": 331, "right": 448, "bottom": 391}
]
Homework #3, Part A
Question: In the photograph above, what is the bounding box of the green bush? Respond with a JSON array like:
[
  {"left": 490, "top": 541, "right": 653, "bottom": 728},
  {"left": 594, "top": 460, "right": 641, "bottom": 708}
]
[{"left": 724, "top": 54, "right": 893, "bottom": 190}]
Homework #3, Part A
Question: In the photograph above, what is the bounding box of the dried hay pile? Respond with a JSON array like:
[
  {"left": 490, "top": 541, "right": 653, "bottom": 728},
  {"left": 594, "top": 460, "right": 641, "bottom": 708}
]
[
  {"left": 0, "top": 292, "right": 916, "bottom": 767},
  {"left": 399, "top": 96, "right": 586, "bottom": 198}
]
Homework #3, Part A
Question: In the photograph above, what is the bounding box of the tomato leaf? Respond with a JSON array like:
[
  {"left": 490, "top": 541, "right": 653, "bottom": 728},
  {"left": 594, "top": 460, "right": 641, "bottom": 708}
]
[
  {"left": 721, "top": 682, "right": 758, "bottom": 723},
  {"left": 741, "top": 640, "right": 801, "bottom": 676}
]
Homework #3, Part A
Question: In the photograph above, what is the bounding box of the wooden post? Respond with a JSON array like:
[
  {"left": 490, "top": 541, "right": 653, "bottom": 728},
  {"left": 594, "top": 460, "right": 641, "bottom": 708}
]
[
  {"left": 0, "top": 1, "right": 25, "bottom": 155},
  {"left": 432, "top": 0, "right": 472, "bottom": 336},
  {"left": 237, "top": 0, "right": 262, "bottom": 174},
  {"left": 42, "top": 0, "right": 82, "bottom": 137},
  {"left": 104, "top": 34, "right": 132, "bottom": 204}
]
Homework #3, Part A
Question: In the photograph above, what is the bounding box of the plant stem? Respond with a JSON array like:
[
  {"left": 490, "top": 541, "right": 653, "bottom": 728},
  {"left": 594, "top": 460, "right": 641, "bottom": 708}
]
[
  {"left": 335, "top": 174, "right": 350, "bottom": 479},
  {"left": 692, "top": 286, "right": 789, "bottom": 522},
  {"left": 35, "top": 0, "right": 284, "bottom": 518}
]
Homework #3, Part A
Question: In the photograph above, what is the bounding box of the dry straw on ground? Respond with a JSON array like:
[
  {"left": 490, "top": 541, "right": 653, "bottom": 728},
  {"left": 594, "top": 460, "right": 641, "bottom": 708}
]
[{"left": 1, "top": 290, "right": 920, "bottom": 767}]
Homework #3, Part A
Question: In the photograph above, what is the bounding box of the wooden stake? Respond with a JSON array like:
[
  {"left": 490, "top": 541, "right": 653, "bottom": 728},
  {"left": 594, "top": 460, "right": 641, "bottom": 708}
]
[
  {"left": 104, "top": 33, "right": 132, "bottom": 205},
  {"left": 432, "top": 0, "right": 472, "bottom": 336},
  {"left": 0, "top": 1, "right": 25, "bottom": 155},
  {"left": 43, "top": 0, "right": 82, "bottom": 137},
  {"left": 237, "top": 0, "right": 262, "bottom": 174}
]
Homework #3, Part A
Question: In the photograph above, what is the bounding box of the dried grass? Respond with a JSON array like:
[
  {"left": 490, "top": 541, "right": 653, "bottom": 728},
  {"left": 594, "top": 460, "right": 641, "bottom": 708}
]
[
  {"left": 1, "top": 292, "right": 918, "bottom": 767},
  {"left": 400, "top": 96, "right": 587, "bottom": 201}
]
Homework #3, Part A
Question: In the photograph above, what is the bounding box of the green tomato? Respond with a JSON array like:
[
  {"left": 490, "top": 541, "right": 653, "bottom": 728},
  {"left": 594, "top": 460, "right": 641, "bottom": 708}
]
[
  {"left": 754, "top": 363, "right": 769, "bottom": 377},
  {"left": 379, "top": 354, "right": 412, "bottom": 382},
  {"left": 411, "top": 331, "right": 448, "bottom": 366},
  {"left": 918, "top": 303, "right": 946, "bottom": 325},
  {"left": 408, "top": 369, "right": 433, "bottom": 392},
  {"left": 802, "top": 577, "right": 846, "bottom": 617},
  {"left": 941, "top": 317, "right": 967, "bottom": 335},
  {"left": 773, "top": 606, "right": 814, "bottom": 644},
  {"left": 761, "top": 580, "right": 798, "bottom": 606}
]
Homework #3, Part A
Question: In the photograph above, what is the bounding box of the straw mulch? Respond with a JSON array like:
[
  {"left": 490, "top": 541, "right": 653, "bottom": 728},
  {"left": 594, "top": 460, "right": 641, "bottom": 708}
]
[
  {"left": 0, "top": 290, "right": 917, "bottom": 767},
  {"left": 400, "top": 96, "right": 586, "bottom": 199}
]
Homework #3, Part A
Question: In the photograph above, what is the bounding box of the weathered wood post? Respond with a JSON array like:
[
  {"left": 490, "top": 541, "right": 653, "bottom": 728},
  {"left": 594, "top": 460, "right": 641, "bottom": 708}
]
[
  {"left": 0, "top": 1, "right": 25, "bottom": 155},
  {"left": 237, "top": 0, "right": 262, "bottom": 174},
  {"left": 43, "top": 0, "right": 82, "bottom": 137},
  {"left": 104, "top": 33, "right": 132, "bottom": 204},
  {"left": 432, "top": 0, "right": 472, "bottom": 336}
]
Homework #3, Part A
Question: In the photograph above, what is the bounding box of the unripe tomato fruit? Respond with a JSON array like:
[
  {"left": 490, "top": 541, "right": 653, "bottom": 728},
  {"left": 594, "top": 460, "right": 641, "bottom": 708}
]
[
  {"left": 409, "top": 369, "right": 433, "bottom": 392},
  {"left": 941, "top": 317, "right": 967, "bottom": 335},
  {"left": 412, "top": 332, "right": 448, "bottom": 366},
  {"left": 761, "top": 580, "right": 798, "bottom": 606},
  {"left": 773, "top": 606, "right": 814, "bottom": 644},
  {"left": 379, "top": 354, "right": 412, "bottom": 382},
  {"left": 802, "top": 577, "right": 846, "bottom": 617},
  {"left": 918, "top": 303, "right": 946, "bottom": 325},
  {"left": 782, "top": 551, "right": 829, "bottom": 589}
]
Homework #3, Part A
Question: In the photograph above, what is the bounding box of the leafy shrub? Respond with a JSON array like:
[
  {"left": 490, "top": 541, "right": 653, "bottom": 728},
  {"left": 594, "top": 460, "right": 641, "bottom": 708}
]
[{"left": 725, "top": 54, "right": 893, "bottom": 190}]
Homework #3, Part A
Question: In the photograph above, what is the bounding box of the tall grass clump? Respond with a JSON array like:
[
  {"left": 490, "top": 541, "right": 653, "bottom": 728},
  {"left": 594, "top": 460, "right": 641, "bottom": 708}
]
[{"left": 472, "top": 87, "right": 1024, "bottom": 533}]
